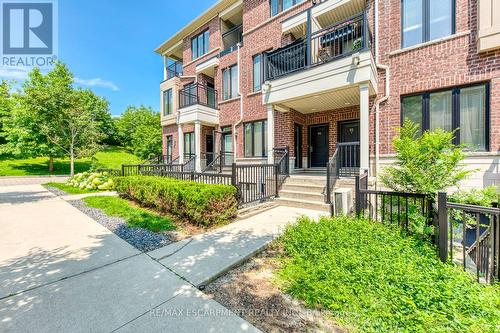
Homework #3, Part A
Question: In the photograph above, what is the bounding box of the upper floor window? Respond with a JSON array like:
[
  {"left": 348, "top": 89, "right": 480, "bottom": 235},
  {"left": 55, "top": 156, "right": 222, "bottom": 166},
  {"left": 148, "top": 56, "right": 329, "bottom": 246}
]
[
  {"left": 401, "top": 0, "right": 455, "bottom": 48},
  {"left": 222, "top": 64, "right": 238, "bottom": 100},
  {"left": 163, "top": 89, "right": 173, "bottom": 116},
  {"left": 191, "top": 30, "right": 210, "bottom": 60},
  {"left": 270, "top": 0, "right": 305, "bottom": 17},
  {"left": 253, "top": 54, "right": 263, "bottom": 92},
  {"left": 401, "top": 83, "right": 489, "bottom": 151}
]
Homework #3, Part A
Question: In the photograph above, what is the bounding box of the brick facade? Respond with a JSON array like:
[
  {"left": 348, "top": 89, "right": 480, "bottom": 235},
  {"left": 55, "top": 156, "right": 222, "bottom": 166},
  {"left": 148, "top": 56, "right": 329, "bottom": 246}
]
[{"left": 161, "top": 0, "right": 499, "bottom": 181}]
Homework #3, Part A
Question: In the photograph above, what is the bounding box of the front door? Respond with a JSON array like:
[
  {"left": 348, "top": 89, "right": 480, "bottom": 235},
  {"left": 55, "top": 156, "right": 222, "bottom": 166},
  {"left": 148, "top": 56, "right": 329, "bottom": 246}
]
[
  {"left": 339, "top": 120, "right": 360, "bottom": 143},
  {"left": 309, "top": 124, "right": 329, "bottom": 168},
  {"left": 205, "top": 134, "right": 214, "bottom": 164},
  {"left": 338, "top": 120, "right": 360, "bottom": 171},
  {"left": 294, "top": 124, "right": 303, "bottom": 168},
  {"left": 221, "top": 129, "right": 233, "bottom": 165}
]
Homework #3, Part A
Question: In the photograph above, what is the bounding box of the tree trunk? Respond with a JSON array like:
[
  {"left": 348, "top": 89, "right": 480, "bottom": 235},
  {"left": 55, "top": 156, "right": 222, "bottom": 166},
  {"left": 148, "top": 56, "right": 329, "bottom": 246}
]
[
  {"left": 49, "top": 156, "right": 54, "bottom": 174},
  {"left": 70, "top": 145, "right": 74, "bottom": 177}
]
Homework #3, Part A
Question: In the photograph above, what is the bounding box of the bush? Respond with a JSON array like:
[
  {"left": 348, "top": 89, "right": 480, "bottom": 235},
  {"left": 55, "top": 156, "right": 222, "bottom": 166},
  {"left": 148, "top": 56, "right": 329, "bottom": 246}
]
[
  {"left": 113, "top": 176, "right": 238, "bottom": 227},
  {"left": 449, "top": 185, "right": 499, "bottom": 207},
  {"left": 276, "top": 216, "right": 500, "bottom": 333},
  {"left": 67, "top": 171, "right": 114, "bottom": 191},
  {"left": 381, "top": 120, "right": 471, "bottom": 195}
]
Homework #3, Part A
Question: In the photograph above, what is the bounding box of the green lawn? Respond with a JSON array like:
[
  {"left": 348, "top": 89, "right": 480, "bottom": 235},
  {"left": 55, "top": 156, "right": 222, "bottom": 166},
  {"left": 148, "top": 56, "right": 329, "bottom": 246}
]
[
  {"left": 276, "top": 216, "right": 500, "bottom": 333},
  {"left": 0, "top": 146, "right": 141, "bottom": 176},
  {"left": 43, "top": 182, "right": 98, "bottom": 195},
  {"left": 83, "top": 196, "right": 175, "bottom": 232}
]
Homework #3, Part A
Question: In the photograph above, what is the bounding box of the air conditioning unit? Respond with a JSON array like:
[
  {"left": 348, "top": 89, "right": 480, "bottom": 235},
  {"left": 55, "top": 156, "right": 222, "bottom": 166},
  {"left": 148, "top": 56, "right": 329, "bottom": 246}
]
[{"left": 334, "top": 188, "right": 353, "bottom": 216}]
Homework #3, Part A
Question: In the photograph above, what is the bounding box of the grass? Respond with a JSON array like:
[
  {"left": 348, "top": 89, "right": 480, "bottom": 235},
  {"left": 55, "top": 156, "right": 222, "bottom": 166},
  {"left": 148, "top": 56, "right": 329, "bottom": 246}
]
[
  {"left": 83, "top": 196, "right": 175, "bottom": 233},
  {"left": 0, "top": 146, "right": 141, "bottom": 176},
  {"left": 43, "top": 182, "right": 98, "bottom": 195},
  {"left": 275, "top": 216, "right": 500, "bottom": 333}
]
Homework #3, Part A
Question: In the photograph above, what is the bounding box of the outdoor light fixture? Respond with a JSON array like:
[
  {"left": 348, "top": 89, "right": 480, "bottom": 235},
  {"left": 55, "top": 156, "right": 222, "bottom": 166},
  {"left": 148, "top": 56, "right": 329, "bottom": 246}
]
[{"left": 352, "top": 54, "right": 360, "bottom": 66}]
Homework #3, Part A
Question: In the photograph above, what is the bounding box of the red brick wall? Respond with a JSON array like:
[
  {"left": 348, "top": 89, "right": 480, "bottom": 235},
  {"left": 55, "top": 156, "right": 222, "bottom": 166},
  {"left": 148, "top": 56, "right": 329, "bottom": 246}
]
[
  {"left": 162, "top": 125, "right": 178, "bottom": 158},
  {"left": 377, "top": 0, "right": 500, "bottom": 154}
]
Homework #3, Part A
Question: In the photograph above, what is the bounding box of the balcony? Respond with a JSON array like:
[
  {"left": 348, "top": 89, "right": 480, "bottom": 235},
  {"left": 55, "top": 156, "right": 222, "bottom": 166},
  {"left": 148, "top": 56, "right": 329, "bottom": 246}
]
[
  {"left": 178, "top": 83, "right": 219, "bottom": 125},
  {"left": 262, "top": 11, "right": 377, "bottom": 113},
  {"left": 220, "top": 25, "right": 243, "bottom": 57},
  {"left": 166, "top": 60, "right": 183, "bottom": 80}
]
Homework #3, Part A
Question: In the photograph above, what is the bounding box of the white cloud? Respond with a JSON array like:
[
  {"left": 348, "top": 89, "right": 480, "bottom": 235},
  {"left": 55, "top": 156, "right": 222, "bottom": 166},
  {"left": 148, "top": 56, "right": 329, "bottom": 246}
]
[
  {"left": 0, "top": 66, "right": 31, "bottom": 80},
  {"left": 74, "top": 77, "right": 119, "bottom": 91}
]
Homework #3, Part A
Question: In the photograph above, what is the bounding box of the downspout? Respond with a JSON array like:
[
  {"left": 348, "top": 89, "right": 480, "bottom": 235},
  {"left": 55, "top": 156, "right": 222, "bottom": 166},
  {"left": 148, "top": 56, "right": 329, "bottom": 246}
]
[
  {"left": 374, "top": 0, "right": 389, "bottom": 188},
  {"left": 233, "top": 42, "right": 243, "bottom": 158}
]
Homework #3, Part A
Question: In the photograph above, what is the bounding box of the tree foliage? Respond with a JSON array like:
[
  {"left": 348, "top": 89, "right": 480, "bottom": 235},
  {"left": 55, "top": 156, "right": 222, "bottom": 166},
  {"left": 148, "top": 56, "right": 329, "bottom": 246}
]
[
  {"left": 0, "top": 80, "right": 14, "bottom": 147},
  {"left": 115, "top": 105, "right": 162, "bottom": 159},
  {"left": 380, "top": 120, "right": 471, "bottom": 195}
]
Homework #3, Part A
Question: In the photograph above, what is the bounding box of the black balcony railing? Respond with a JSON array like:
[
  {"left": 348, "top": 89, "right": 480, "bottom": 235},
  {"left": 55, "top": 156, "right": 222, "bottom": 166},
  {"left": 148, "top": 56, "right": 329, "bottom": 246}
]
[
  {"left": 220, "top": 25, "right": 243, "bottom": 57},
  {"left": 179, "top": 83, "right": 218, "bottom": 109},
  {"left": 166, "top": 61, "right": 183, "bottom": 80},
  {"left": 264, "top": 12, "right": 371, "bottom": 81}
]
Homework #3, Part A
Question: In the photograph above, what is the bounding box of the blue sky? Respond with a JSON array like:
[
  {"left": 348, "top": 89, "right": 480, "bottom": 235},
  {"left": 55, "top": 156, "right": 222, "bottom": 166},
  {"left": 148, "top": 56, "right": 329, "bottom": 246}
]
[{"left": 1, "top": 0, "right": 216, "bottom": 115}]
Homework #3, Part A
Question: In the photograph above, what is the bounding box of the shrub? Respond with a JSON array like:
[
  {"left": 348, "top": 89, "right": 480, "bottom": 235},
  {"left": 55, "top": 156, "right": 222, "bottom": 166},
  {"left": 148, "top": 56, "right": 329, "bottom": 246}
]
[
  {"left": 67, "top": 171, "right": 114, "bottom": 190},
  {"left": 276, "top": 216, "right": 500, "bottom": 333},
  {"left": 113, "top": 176, "right": 237, "bottom": 227},
  {"left": 381, "top": 120, "right": 471, "bottom": 195},
  {"left": 449, "top": 185, "right": 499, "bottom": 207}
]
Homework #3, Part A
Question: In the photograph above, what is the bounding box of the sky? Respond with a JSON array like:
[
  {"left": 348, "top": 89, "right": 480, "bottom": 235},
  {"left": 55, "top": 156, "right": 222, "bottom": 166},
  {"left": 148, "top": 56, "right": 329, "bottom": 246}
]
[{"left": 0, "top": 0, "right": 216, "bottom": 115}]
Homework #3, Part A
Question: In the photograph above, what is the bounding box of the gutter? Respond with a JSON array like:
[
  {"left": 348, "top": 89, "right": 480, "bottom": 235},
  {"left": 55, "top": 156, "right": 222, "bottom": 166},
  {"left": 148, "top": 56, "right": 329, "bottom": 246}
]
[
  {"left": 233, "top": 42, "right": 243, "bottom": 158},
  {"left": 374, "top": 0, "right": 389, "bottom": 187}
]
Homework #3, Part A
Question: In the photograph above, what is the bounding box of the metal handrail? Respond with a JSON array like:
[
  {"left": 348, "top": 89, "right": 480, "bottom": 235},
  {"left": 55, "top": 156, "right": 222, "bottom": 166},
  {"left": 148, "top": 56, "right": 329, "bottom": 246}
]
[{"left": 179, "top": 83, "right": 218, "bottom": 109}]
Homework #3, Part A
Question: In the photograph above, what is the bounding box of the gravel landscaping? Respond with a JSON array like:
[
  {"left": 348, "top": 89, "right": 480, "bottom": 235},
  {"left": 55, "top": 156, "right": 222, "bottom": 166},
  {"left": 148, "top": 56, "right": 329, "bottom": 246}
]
[
  {"left": 205, "top": 248, "right": 343, "bottom": 333},
  {"left": 69, "top": 199, "right": 175, "bottom": 252},
  {"left": 44, "top": 185, "right": 68, "bottom": 196}
]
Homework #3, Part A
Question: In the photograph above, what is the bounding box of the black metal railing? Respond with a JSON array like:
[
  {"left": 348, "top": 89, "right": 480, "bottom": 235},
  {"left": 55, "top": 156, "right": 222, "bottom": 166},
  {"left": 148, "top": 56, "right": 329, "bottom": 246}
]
[
  {"left": 438, "top": 193, "right": 499, "bottom": 283},
  {"left": 264, "top": 12, "right": 371, "bottom": 81},
  {"left": 325, "top": 149, "right": 338, "bottom": 206},
  {"left": 166, "top": 61, "right": 183, "bottom": 80},
  {"left": 182, "top": 153, "right": 196, "bottom": 171},
  {"left": 273, "top": 146, "right": 290, "bottom": 188},
  {"left": 202, "top": 151, "right": 234, "bottom": 173},
  {"left": 337, "top": 142, "right": 360, "bottom": 177},
  {"left": 179, "top": 83, "right": 218, "bottom": 109},
  {"left": 233, "top": 163, "right": 278, "bottom": 205},
  {"left": 220, "top": 25, "right": 243, "bottom": 57}
]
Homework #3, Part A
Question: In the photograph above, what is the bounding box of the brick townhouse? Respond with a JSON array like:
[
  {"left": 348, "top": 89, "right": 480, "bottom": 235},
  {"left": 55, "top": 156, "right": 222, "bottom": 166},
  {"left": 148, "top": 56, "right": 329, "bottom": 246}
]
[{"left": 155, "top": 0, "right": 500, "bottom": 189}]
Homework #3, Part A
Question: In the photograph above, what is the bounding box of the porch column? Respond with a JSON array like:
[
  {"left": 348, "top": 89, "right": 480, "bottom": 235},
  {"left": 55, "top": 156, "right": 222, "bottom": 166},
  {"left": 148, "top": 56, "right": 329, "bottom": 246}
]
[
  {"left": 194, "top": 120, "right": 202, "bottom": 172},
  {"left": 267, "top": 104, "right": 275, "bottom": 164},
  {"left": 359, "top": 83, "right": 370, "bottom": 174},
  {"left": 178, "top": 124, "right": 184, "bottom": 164}
]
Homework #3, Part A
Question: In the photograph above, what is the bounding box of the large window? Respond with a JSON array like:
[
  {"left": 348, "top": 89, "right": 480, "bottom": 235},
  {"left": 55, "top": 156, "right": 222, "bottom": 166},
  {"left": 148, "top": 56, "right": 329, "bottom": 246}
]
[
  {"left": 191, "top": 30, "right": 210, "bottom": 60},
  {"left": 222, "top": 64, "right": 238, "bottom": 100},
  {"left": 270, "top": 0, "right": 305, "bottom": 17},
  {"left": 401, "top": 83, "right": 489, "bottom": 151},
  {"left": 184, "top": 132, "right": 195, "bottom": 157},
  {"left": 244, "top": 120, "right": 268, "bottom": 157},
  {"left": 165, "top": 135, "right": 173, "bottom": 161},
  {"left": 163, "top": 89, "right": 172, "bottom": 116},
  {"left": 253, "top": 54, "right": 263, "bottom": 92},
  {"left": 402, "top": 0, "right": 454, "bottom": 48}
]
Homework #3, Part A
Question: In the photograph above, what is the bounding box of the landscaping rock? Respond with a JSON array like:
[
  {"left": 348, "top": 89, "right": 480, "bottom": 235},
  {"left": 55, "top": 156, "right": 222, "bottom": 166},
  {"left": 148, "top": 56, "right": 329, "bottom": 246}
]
[{"left": 69, "top": 200, "right": 174, "bottom": 252}]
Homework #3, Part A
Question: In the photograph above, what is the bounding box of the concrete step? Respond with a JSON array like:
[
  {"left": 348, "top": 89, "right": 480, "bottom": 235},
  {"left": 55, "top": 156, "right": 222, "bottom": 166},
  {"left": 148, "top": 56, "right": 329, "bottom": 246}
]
[
  {"left": 236, "top": 201, "right": 279, "bottom": 220},
  {"left": 275, "top": 197, "right": 331, "bottom": 212},
  {"left": 279, "top": 190, "right": 325, "bottom": 202},
  {"left": 285, "top": 176, "right": 326, "bottom": 186},
  {"left": 281, "top": 183, "right": 325, "bottom": 194}
]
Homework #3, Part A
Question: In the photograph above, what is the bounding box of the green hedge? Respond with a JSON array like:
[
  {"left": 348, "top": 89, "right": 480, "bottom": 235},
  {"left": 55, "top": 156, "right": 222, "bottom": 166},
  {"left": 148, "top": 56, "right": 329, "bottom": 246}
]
[{"left": 113, "top": 176, "right": 238, "bottom": 227}]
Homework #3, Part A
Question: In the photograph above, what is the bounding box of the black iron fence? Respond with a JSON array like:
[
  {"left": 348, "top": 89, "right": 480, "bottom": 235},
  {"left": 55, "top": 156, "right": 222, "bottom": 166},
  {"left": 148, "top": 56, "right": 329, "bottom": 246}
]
[
  {"left": 166, "top": 61, "right": 183, "bottom": 80},
  {"left": 202, "top": 151, "right": 234, "bottom": 173},
  {"left": 325, "top": 142, "right": 360, "bottom": 205},
  {"left": 179, "top": 83, "right": 218, "bottom": 109},
  {"left": 264, "top": 11, "right": 371, "bottom": 81},
  {"left": 273, "top": 146, "right": 290, "bottom": 188},
  {"left": 354, "top": 170, "right": 500, "bottom": 284},
  {"left": 233, "top": 163, "right": 279, "bottom": 205}
]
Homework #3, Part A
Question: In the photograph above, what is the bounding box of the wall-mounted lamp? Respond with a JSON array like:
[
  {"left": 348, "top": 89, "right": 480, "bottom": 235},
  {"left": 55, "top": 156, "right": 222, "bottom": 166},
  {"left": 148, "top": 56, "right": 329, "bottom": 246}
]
[{"left": 352, "top": 54, "right": 360, "bottom": 66}]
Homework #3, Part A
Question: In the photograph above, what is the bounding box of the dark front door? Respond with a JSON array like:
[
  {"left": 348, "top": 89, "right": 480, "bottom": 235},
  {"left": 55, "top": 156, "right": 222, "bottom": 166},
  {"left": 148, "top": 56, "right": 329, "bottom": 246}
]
[
  {"left": 339, "top": 120, "right": 360, "bottom": 143},
  {"left": 338, "top": 120, "right": 360, "bottom": 172},
  {"left": 205, "top": 134, "right": 214, "bottom": 164},
  {"left": 294, "top": 123, "right": 303, "bottom": 169},
  {"left": 309, "top": 124, "right": 329, "bottom": 168}
]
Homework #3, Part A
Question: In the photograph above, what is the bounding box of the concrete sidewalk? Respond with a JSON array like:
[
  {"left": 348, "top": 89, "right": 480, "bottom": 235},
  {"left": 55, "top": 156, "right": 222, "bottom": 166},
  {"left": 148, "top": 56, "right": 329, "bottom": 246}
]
[
  {"left": 0, "top": 175, "right": 68, "bottom": 187},
  {"left": 148, "top": 206, "right": 326, "bottom": 287},
  {"left": 0, "top": 184, "right": 262, "bottom": 333}
]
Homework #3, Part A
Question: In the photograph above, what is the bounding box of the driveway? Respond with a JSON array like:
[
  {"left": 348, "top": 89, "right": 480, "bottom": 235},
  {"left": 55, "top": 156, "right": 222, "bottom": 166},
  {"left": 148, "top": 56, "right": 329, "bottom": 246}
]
[{"left": 0, "top": 184, "right": 261, "bottom": 333}]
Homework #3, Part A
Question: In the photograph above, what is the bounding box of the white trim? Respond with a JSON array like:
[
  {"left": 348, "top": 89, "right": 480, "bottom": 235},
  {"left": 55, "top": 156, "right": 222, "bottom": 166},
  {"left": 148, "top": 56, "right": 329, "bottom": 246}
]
[
  {"left": 388, "top": 31, "right": 471, "bottom": 56},
  {"left": 177, "top": 105, "right": 220, "bottom": 125}
]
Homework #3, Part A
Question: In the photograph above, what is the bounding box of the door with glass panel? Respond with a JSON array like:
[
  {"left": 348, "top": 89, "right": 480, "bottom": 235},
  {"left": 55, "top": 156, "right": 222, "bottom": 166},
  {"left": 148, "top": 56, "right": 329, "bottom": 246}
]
[{"left": 221, "top": 128, "right": 233, "bottom": 166}]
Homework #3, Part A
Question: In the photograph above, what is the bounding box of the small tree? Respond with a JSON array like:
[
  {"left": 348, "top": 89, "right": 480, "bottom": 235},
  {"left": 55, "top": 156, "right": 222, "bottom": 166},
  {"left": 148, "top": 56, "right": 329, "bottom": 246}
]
[
  {"left": 380, "top": 120, "right": 471, "bottom": 195},
  {"left": 0, "top": 80, "right": 13, "bottom": 147}
]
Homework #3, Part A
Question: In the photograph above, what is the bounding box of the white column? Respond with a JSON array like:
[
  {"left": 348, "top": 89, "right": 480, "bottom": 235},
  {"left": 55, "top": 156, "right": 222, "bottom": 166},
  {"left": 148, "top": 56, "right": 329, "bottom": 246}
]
[
  {"left": 194, "top": 120, "right": 202, "bottom": 172},
  {"left": 267, "top": 105, "right": 275, "bottom": 164},
  {"left": 359, "top": 83, "right": 370, "bottom": 174},
  {"left": 178, "top": 124, "right": 184, "bottom": 163}
]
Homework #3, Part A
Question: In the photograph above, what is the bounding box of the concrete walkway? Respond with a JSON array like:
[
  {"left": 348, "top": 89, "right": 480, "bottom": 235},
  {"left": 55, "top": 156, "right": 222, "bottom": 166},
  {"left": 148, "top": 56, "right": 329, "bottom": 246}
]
[
  {"left": 0, "top": 175, "right": 68, "bottom": 186},
  {"left": 148, "top": 206, "right": 326, "bottom": 287},
  {"left": 0, "top": 184, "right": 262, "bottom": 333}
]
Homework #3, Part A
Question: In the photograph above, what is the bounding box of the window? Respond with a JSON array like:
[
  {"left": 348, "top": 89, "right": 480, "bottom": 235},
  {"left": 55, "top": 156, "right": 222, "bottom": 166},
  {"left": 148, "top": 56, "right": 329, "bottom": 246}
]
[
  {"left": 401, "top": 0, "right": 454, "bottom": 48},
  {"left": 270, "top": 0, "right": 305, "bottom": 17},
  {"left": 222, "top": 65, "right": 238, "bottom": 100},
  {"left": 191, "top": 30, "right": 210, "bottom": 60},
  {"left": 253, "top": 54, "right": 263, "bottom": 92},
  {"left": 184, "top": 132, "right": 195, "bottom": 157},
  {"left": 401, "top": 83, "right": 489, "bottom": 151},
  {"left": 244, "top": 120, "right": 268, "bottom": 157},
  {"left": 165, "top": 135, "right": 173, "bottom": 161},
  {"left": 163, "top": 89, "right": 172, "bottom": 116}
]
